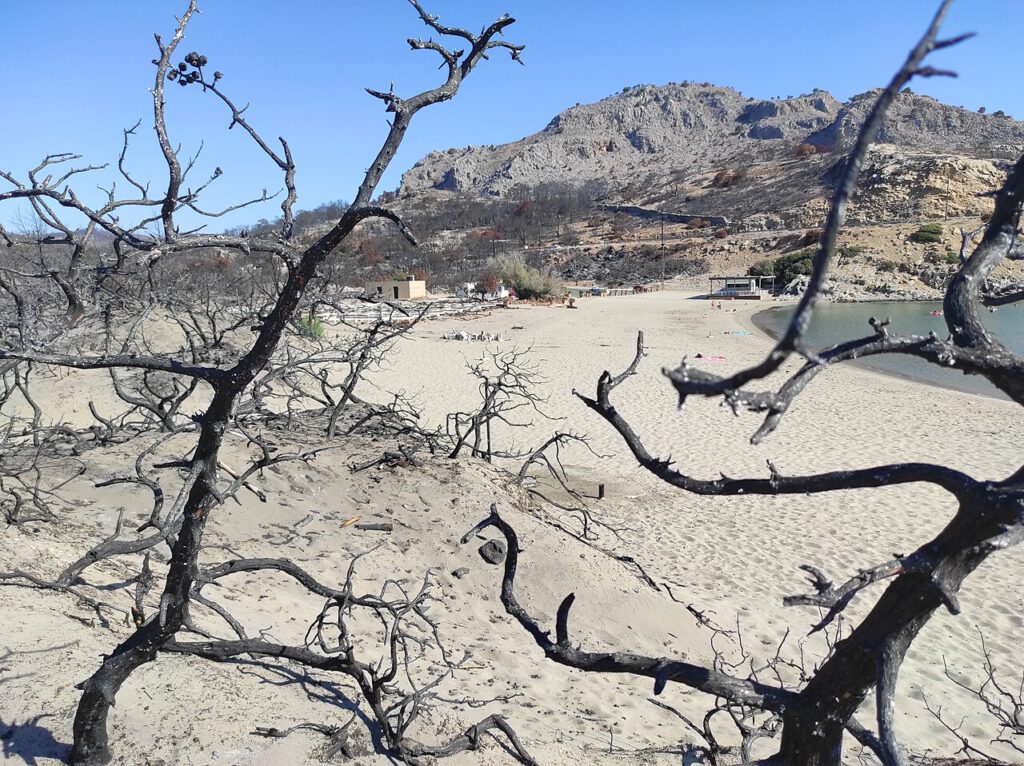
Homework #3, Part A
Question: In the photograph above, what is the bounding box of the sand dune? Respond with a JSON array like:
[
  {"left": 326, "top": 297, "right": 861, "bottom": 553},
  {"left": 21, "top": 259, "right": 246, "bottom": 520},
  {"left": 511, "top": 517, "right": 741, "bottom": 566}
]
[{"left": 1, "top": 288, "right": 1021, "bottom": 764}]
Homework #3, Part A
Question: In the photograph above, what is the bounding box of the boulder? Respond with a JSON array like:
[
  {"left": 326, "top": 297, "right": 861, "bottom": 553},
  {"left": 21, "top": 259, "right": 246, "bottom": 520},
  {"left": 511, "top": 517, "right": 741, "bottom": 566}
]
[{"left": 478, "top": 539, "right": 507, "bottom": 565}]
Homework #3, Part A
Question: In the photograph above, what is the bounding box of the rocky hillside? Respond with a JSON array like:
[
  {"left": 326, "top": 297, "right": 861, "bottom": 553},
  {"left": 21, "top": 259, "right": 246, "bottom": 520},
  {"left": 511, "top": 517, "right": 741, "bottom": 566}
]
[
  {"left": 401, "top": 84, "right": 842, "bottom": 196},
  {"left": 807, "top": 88, "right": 1024, "bottom": 156},
  {"left": 400, "top": 83, "right": 1024, "bottom": 230},
  {"left": 302, "top": 82, "right": 1024, "bottom": 302}
]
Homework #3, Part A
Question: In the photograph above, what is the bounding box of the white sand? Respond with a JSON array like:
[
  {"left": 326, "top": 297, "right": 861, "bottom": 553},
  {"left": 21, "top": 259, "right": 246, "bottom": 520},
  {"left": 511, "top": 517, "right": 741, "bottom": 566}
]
[
  {"left": 2, "top": 289, "right": 1022, "bottom": 764},
  {"left": 364, "top": 289, "right": 1024, "bottom": 760}
]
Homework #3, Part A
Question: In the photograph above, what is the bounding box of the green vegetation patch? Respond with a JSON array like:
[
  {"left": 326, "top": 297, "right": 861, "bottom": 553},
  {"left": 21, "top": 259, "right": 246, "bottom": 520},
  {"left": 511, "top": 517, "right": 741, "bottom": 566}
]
[
  {"left": 749, "top": 248, "right": 816, "bottom": 286},
  {"left": 923, "top": 250, "right": 960, "bottom": 267},
  {"left": 298, "top": 316, "right": 326, "bottom": 340},
  {"left": 836, "top": 244, "right": 868, "bottom": 261},
  {"left": 492, "top": 255, "right": 560, "bottom": 299},
  {"left": 910, "top": 223, "right": 943, "bottom": 244}
]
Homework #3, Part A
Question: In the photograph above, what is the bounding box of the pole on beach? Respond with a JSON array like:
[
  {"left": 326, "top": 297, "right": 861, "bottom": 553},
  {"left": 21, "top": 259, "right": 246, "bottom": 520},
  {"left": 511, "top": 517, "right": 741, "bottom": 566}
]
[
  {"left": 660, "top": 215, "right": 666, "bottom": 289},
  {"left": 485, "top": 380, "right": 492, "bottom": 462}
]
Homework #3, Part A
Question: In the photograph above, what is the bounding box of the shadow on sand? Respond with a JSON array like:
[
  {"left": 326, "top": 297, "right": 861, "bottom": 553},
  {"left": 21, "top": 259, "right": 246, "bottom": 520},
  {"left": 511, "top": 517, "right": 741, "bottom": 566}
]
[{"left": 1, "top": 714, "right": 71, "bottom": 765}]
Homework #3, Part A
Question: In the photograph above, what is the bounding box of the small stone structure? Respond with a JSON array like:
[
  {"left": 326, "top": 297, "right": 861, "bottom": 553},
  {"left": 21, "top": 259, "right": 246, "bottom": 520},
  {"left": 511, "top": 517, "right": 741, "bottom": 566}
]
[{"left": 365, "top": 275, "right": 427, "bottom": 301}]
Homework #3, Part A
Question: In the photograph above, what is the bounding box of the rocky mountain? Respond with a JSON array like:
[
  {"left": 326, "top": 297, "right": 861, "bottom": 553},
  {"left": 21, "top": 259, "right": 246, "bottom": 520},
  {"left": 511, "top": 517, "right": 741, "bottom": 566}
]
[
  {"left": 399, "top": 83, "right": 1024, "bottom": 229},
  {"left": 401, "top": 84, "right": 835, "bottom": 196},
  {"left": 351, "top": 82, "right": 1024, "bottom": 302},
  {"left": 807, "top": 89, "right": 1024, "bottom": 156}
]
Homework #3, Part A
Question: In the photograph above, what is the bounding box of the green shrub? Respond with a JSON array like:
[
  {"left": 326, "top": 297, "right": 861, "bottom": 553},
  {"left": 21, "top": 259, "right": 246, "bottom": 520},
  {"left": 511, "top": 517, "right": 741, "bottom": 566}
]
[
  {"left": 298, "top": 316, "right": 325, "bottom": 340},
  {"left": 837, "top": 244, "right": 867, "bottom": 261},
  {"left": 877, "top": 259, "right": 897, "bottom": 273},
  {"left": 924, "top": 250, "right": 960, "bottom": 267},
  {"left": 491, "top": 255, "right": 559, "bottom": 299},
  {"left": 910, "top": 223, "right": 943, "bottom": 244},
  {"left": 748, "top": 248, "right": 815, "bottom": 286}
]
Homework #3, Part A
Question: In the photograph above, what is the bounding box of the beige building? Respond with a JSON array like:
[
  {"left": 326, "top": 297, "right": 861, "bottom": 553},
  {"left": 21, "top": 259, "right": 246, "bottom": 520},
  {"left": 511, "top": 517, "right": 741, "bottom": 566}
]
[{"left": 364, "top": 276, "right": 428, "bottom": 301}]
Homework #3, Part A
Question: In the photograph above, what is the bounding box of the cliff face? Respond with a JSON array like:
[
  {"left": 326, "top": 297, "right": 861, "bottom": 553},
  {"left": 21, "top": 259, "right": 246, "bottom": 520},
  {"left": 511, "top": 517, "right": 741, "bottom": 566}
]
[
  {"left": 849, "top": 149, "right": 1010, "bottom": 223},
  {"left": 807, "top": 89, "right": 1024, "bottom": 157},
  {"left": 402, "top": 84, "right": 842, "bottom": 196},
  {"left": 399, "top": 83, "right": 1024, "bottom": 226}
]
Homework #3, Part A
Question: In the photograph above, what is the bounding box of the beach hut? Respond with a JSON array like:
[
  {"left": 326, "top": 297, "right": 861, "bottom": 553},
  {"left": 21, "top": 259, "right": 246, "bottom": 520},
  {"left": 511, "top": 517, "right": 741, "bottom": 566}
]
[
  {"left": 707, "top": 275, "right": 775, "bottom": 300},
  {"left": 365, "top": 275, "right": 428, "bottom": 301}
]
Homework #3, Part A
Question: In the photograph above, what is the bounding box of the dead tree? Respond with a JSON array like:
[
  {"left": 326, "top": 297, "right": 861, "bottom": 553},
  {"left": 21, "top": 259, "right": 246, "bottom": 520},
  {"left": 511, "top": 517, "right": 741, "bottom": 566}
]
[
  {"left": 515, "top": 431, "right": 617, "bottom": 539},
  {"left": 925, "top": 633, "right": 1024, "bottom": 762},
  {"left": 0, "top": 3, "right": 524, "bottom": 763},
  {"left": 166, "top": 548, "right": 539, "bottom": 766},
  {"left": 470, "top": 3, "right": 1024, "bottom": 764},
  {"left": 646, "top": 614, "right": 849, "bottom": 765},
  {"left": 447, "top": 347, "right": 556, "bottom": 460},
  {"left": 0, "top": 426, "right": 84, "bottom": 525},
  {"left": 248, "top": 299, "right": 428, "bottom": 438}
]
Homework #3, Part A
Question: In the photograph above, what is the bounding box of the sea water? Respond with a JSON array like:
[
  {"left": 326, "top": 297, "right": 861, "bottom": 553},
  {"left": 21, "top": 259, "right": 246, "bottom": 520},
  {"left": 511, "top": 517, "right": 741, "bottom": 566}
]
[{"left": 752, "top": 301, "right": 1024, "bottom": 398}]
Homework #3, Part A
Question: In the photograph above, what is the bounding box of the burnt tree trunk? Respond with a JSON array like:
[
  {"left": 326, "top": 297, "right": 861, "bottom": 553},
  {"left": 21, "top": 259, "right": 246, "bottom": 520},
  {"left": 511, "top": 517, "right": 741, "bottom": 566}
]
[
  {"left": 71, "top": 386, "right": 232, "bottom": 763},
  {"left": 71, "top": 213, "right": 374, "bottom": 764},
  {"left": 778, "top": 491, "right": 1019, "bottom": 764},
  {"left": 59, "top": 1, "right": 524, "bottom": 756}
]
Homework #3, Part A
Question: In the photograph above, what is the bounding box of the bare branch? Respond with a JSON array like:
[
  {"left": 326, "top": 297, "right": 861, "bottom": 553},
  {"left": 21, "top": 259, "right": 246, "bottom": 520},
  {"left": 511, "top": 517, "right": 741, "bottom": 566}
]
[
  {"left": 665, "top": 0, "right": 966, "bottom": 400},
  {"left": 575, "top": 332, "right": 980, "bottom": 501},
  {"left": 463, "top": 504, "right": 796, "bottom": 712}
]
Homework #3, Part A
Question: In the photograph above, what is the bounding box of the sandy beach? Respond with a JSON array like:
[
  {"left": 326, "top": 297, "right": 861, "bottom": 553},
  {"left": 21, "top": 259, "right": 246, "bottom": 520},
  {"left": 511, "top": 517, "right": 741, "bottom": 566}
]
[
  {"left": 2, "top": 288, "right": 1022, "bottom": 764},
  {"left": 364, "top": 288, "right": 1024, "bottom": 760}
]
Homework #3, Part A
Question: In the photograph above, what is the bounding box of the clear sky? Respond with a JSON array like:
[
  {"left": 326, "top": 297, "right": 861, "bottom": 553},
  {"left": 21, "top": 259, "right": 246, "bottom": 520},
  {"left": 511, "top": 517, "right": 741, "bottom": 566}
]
[{"left": 2, "top": 1, "right": 1021, "bottom": 232}]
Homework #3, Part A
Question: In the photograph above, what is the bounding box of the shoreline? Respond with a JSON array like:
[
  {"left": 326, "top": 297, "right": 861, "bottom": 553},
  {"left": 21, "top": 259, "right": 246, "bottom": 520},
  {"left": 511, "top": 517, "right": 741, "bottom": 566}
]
[{"left": 745, "top": 300, "right": 1005, "bottom": 401}]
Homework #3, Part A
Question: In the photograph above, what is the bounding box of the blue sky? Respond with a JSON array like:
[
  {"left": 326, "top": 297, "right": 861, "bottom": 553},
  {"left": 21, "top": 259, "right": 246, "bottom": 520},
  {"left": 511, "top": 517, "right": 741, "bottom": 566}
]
[{"left": 1, "top": 1, "right": 1020, "bottom": 232}]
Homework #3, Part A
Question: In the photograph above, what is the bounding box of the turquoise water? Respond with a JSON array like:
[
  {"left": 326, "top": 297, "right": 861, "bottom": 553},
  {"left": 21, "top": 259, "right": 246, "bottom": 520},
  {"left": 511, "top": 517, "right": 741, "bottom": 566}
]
[{"left": 752, "top": 301, "right": 1024, "bottom": 398}]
